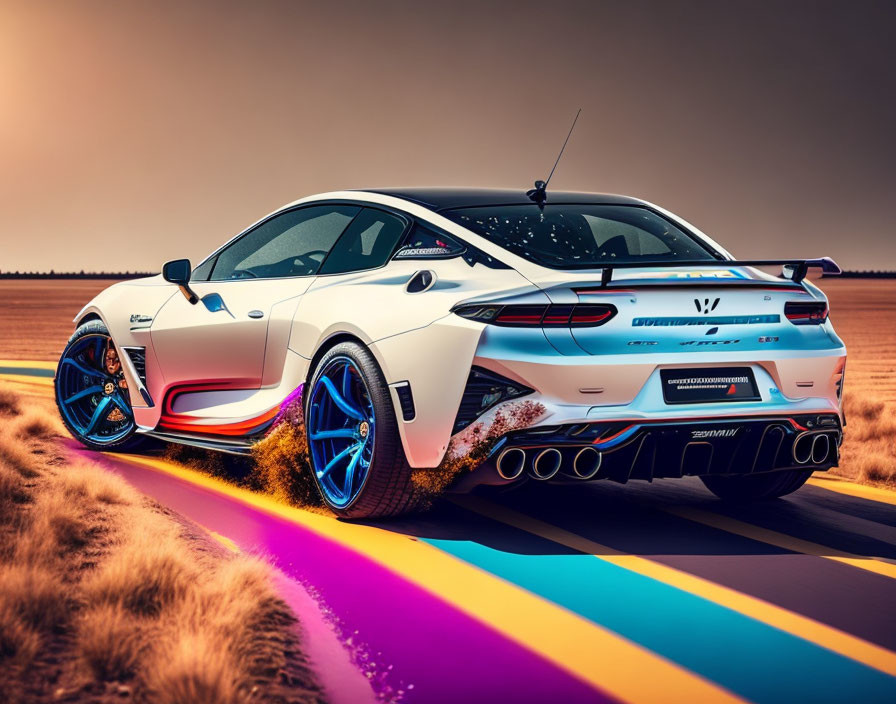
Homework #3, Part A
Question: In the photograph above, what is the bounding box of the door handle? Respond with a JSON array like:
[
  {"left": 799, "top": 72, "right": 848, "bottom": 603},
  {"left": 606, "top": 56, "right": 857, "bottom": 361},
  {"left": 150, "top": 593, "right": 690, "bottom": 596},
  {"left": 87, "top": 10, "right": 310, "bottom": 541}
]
[{"left": 248, "top": 310, "right": 264, "bottom": 319}]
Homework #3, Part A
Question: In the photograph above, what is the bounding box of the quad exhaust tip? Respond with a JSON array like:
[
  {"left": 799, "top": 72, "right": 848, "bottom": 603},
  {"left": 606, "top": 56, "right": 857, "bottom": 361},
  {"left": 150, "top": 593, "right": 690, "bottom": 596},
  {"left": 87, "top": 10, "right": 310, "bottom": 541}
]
[
  {"left": 530, "top": 448, "right": 562, "bottom": 480},
  {"left": 570, "top": 447, "right": 602, "bottom": 479},
  {"left": 792, "top": 431, "right": 838, "bottom": 465},
  {"left": 496, "top": 447, "right": 526, "bottom": 481},
  {"left": 792, "top": 434, "right": 813, "bottom": 464},
  {"left": 811, "top": 433, "right": 830, "bottom": 464}
]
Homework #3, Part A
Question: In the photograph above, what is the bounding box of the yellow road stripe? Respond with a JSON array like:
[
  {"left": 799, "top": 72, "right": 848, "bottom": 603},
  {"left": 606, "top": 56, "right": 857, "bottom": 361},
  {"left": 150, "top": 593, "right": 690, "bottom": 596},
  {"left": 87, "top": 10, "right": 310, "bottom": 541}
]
[
  {"left": 666, "top": 506, "right": 896, "bottom": 581},
  {"left": 0, "top": 377, "right": 54, "bottom": 391},
  {"left": 0, "top": 374, "right": 53, "bottom": 387},
  {"left": 110, "top": 452, "right": 745, "bottom": 704},
  {"left": 455, "top": 495, "right": 896, "bottom": 678},
  {"left": 807, "top": 476, "right": 896, "bottom": 507},
  {"left": 0, "top": 359, "right": 57, "bottom": 370}
]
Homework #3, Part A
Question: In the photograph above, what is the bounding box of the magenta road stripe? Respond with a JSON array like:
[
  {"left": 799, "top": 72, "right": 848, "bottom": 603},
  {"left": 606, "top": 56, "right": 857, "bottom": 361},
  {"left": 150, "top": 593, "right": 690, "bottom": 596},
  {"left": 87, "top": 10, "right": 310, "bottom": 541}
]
[{"left": 80, "top": 449, "right": 612, "bottom": 704}]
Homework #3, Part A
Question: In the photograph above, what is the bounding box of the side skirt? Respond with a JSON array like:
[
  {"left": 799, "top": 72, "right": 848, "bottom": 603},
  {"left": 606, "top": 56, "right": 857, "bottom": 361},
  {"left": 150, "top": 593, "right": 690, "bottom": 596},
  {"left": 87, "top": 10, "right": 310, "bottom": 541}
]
[{"left": 140, "top": 429, "right": 257, "bottom": 456}]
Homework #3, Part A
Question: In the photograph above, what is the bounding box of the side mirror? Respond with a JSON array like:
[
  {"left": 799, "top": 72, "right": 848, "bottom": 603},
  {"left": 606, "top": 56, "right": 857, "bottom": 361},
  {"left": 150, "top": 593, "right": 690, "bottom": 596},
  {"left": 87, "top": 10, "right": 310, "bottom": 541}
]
[{"left": 162, "top": 259, "right": 199, "bottom": 304}]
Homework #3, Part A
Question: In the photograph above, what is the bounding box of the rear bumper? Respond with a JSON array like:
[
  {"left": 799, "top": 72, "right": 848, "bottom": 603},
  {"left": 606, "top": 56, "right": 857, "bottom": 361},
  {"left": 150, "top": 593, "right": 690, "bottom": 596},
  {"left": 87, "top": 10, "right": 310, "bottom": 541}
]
[
  {"left": 372, "top": 316, "right": 846, "bottom": 469},
  {"left": 456, "top": 413, "right": 842, "bottom": 490}
]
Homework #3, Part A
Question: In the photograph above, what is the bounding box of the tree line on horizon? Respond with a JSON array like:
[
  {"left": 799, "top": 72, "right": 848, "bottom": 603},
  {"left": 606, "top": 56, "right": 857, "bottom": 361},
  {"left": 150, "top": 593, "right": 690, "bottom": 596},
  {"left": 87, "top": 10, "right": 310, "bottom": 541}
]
[
  {"left": 1, "top": 269, "right": 895, "bottom": 279},
  {"left": 0, "top": 271, "right": 154, "bottom": 279}
]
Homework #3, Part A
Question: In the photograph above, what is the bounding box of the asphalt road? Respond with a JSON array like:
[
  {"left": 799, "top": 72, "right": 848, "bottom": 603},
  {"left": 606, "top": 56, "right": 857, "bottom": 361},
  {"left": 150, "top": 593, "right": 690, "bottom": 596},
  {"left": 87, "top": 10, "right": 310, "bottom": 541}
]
[{"left": 5, "top": 362, "right": 896, "bottom": 704}]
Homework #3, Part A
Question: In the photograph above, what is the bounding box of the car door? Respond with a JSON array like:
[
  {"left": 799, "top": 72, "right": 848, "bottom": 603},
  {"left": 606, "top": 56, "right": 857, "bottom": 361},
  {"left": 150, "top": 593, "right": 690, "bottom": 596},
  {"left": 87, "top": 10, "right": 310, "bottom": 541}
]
[
  {"left": 288, "top": 207, "right": 412, "bottom": 353},
  {"left": 150, "top": 204, "right": 360, "bottom": 405}
]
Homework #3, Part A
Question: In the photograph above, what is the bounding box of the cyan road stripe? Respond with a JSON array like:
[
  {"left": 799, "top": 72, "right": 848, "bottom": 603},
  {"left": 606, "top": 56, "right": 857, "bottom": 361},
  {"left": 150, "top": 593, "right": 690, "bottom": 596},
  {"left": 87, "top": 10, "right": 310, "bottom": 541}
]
[
  {"left": 422, "top": 535, "right": 896, "bottom": 704},
  {"left": 0, "top": 366, "right": 54, "bottom": 378}
]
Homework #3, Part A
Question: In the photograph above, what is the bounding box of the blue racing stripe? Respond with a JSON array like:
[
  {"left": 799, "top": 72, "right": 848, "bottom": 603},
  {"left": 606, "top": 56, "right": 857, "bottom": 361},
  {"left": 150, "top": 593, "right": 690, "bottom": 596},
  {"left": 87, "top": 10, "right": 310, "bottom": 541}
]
[
  {"left": 0, "top": 366, "right": 54, "bottom": 378},
  {"left": 422, "top": 535, "right": 896, "bottom": 704}
]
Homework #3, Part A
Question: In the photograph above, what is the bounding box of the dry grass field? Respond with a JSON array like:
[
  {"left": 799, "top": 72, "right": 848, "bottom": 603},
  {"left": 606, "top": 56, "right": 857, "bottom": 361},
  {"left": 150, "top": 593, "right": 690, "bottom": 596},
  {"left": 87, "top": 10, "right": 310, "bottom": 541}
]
[
  {"left": 0, "top": 279, "right": 125, "bottom": 362},
  {"left": 0, "top": 277, "right": 893, "bottom": 486},
  {"left": 820, "top": 278, "right": 896, "bottom": 486},
  {"left": 0, "top": 387, "right": 324, "bottom": 703}
]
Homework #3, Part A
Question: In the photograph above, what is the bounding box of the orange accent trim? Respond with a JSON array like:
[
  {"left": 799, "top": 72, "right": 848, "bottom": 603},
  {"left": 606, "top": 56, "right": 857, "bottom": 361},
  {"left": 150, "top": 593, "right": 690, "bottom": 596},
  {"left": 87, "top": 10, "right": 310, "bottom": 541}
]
[
  {"left": 159, "top": 404, "right": 281, "bottom": 436},
  {"left": 592, "top": 424, "right": 636, "bottom": 445}
]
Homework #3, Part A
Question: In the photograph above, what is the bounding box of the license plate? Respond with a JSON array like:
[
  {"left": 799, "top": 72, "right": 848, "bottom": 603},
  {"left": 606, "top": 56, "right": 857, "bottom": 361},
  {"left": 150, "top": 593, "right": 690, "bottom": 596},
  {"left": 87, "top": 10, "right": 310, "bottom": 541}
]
[{"left": 660, "top": 367, "right": 760, "bottom": 404}]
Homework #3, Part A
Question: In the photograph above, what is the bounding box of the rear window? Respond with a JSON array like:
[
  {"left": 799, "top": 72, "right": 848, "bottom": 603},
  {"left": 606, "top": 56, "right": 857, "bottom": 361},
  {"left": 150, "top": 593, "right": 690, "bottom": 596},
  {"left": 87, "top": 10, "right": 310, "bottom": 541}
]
[{"left": 442, "top": 204, "right": 720, "bottom": 269}]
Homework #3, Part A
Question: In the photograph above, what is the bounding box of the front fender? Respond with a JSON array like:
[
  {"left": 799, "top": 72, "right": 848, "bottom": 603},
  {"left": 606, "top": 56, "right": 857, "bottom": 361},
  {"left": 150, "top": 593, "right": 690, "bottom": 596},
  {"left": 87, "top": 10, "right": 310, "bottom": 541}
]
[{"left": 67, "top": 276, "right": 177, "bottom": 428}]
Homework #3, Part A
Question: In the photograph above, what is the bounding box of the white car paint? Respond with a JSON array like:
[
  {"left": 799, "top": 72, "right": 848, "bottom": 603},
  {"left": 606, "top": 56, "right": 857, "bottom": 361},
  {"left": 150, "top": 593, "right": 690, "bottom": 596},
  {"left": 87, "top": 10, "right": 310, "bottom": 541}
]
[{"left": 71, "top": 189, "right": 846, "bottom": 470}]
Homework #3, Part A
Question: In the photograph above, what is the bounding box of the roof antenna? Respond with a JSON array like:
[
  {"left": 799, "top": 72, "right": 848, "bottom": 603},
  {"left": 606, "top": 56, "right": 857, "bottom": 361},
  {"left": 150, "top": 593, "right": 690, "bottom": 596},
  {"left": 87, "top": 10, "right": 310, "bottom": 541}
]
[{"left": 527, "top": 108, "right": 582, "bottom": 206}]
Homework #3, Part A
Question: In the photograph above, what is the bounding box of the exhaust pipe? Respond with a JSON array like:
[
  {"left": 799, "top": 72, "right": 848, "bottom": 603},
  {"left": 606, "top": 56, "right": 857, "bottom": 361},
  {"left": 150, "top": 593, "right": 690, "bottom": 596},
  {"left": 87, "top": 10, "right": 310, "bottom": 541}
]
[
  {"left": 570, "top": 447, "right": 602, "bottom": 480},
  {"left": 811, "top": 434, "right": 831, "bottom": 464},
  {"left": 792, "top": 433, "right": 813, "bottom": 465},
  {"left": 530, "top": 448, "right": 562, "bottom": 480},
  {"left": 496, "top": 448, "right": 526, "bottom": 481}
]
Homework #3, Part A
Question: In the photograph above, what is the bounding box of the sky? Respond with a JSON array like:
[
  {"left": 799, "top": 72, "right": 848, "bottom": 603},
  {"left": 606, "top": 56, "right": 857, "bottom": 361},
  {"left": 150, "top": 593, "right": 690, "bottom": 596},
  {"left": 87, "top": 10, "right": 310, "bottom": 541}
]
[{"left": 1, "top": 0, "right": 894, "bottom": 273}]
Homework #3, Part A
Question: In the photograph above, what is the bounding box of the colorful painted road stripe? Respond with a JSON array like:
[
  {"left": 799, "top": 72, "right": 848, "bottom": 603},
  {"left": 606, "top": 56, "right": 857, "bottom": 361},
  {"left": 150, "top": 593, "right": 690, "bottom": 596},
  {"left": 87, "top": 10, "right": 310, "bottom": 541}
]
[
  {"left": 452, "top": 494, "right": 896, "bottom": 678},
  {"left": 101, "top": 451, "right": 745, "bottom": 704},
  {"left": 0, "top": 361, "right": 56, "bottom": 387},
  {"left": 424, "top": 501, "right": 896, "bottom": 704},
  {"left": 807, "top": 476, "right": 896, "bottom": 507},
  {"left": 0, "top": 360, "right": 56, "bottom": 373}
]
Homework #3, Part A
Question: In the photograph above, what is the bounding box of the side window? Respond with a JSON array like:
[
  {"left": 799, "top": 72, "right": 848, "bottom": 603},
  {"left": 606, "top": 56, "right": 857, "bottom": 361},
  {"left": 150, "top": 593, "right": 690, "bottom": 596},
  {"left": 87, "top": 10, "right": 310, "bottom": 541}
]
[
  {"left": 210, "top": 205, "right": 360, "bottom": 280},
  {"left": 318, "top": 208, "right": 408, "bottom": 275},
  {"left": 191, "top": 256, "right": 216, "bottom": 281},
  {"left": 393, "top": 222, "right": 465, "bottom": 260}
]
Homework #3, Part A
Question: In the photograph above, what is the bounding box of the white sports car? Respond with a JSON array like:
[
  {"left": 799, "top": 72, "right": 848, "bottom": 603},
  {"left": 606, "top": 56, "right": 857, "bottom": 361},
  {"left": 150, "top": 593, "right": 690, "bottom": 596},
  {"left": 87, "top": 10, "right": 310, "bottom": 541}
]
[{"left": 55, "top": 188, "right": 846, "bottom": 517}]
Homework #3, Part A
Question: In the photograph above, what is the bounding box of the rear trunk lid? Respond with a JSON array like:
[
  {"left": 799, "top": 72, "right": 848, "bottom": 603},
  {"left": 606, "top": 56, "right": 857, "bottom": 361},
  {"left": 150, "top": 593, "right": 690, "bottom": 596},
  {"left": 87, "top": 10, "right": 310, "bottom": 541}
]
[{"left": 527, "top": 265, "right": 833, "bottom": 356}]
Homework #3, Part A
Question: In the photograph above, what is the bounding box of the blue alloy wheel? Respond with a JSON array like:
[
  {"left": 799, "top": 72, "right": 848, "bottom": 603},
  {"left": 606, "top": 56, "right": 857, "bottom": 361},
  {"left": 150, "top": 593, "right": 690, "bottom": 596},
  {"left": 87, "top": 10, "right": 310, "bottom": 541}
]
[
  {"left": 307, "top": 356, "right": 376, "bottom": 508},
  {"left": 56, "top": 332, "right": 135, "bottom": 445}
]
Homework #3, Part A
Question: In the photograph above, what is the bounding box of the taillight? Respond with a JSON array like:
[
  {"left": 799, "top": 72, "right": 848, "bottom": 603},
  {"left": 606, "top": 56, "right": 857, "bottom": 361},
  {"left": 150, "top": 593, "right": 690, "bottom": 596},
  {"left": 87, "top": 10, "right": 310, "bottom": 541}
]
[
  {"left": 784, "top": 301, "right": 828, "bottom": 325},
  {"left": 454, "top": 303, "right": 617, "bottom": 327}
]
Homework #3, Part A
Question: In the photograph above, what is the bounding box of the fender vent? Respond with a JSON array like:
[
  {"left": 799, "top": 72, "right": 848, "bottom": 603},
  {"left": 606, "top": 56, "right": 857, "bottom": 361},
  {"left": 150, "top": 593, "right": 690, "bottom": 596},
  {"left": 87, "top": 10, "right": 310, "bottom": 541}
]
[
  {"left": 452, "top": 367, "right": 534, "bottom": 434},
  {"left": 122, "top": 347, "right": 147, "bottom": 385},
  {"left": 392, "top": 382, "right": 416, "bottom": 421}
]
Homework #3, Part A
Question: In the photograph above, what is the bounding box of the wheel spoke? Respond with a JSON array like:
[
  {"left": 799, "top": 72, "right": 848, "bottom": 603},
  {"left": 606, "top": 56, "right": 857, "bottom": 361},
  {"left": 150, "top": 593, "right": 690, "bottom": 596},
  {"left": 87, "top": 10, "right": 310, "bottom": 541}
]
[
  {"left": 309, "top": 427, "right": 356, "bottom": 441},
  {"left": 318, "top": 441, "right": 363, "bottom": 479},
  {"left": 318, "top": 376, "right": 364, "bottom": 420},
  {"left": 308, "top": 356, "right": 377, "bottom": 507},
  {"left": 61, "top": 357, "right": 106, "bottom": 380},
  {"left": 85, "top": 397, "right": 112, "bottom": 435},
  {"left": 64, "top": 385, "right": 103, "bottom": 405},
  {"left": 343, "top": 439, "right": 366, "bottom": 496}
]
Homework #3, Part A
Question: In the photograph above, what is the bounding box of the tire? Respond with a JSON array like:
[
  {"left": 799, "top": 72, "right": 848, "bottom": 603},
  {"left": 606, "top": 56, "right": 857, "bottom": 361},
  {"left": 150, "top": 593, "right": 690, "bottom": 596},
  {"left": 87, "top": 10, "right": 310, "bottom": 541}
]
[
  {"left": 305, "top": 341, "right": 419, "bottom": 518},
  {"left": 54, "top": 320, "right": 144, "bottom": 452},
  {"left": 700, "top": 469, "right": 813, "bottom": 502}
]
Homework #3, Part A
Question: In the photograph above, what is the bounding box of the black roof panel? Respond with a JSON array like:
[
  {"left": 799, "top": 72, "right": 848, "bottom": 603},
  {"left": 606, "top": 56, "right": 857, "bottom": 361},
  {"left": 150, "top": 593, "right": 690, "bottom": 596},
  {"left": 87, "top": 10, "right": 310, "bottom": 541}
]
[{"left": 358, "top": 188, "right": 647, "bottom": 211}]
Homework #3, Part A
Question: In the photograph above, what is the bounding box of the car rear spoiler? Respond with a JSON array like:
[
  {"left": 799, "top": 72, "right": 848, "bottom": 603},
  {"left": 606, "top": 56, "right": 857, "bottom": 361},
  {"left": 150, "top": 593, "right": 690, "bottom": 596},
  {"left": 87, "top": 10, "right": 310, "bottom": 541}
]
[{"left": 599, "top": 257, "right": 841, "bottom": 286}]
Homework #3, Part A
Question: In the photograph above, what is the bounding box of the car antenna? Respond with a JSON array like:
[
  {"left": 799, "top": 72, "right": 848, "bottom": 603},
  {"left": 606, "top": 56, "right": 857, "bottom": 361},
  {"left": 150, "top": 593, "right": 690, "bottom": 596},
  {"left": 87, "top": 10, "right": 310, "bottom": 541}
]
[{"left": 527, "top": 108, "right": 582, "bottom": 206}]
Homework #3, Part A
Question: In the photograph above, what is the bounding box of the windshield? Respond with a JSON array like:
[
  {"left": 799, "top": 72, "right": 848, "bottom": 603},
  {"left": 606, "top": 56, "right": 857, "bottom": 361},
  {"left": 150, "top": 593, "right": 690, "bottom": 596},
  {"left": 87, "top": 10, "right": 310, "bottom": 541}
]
[{"left": 443, "top": 204, "right": 720, "bottom": 269}]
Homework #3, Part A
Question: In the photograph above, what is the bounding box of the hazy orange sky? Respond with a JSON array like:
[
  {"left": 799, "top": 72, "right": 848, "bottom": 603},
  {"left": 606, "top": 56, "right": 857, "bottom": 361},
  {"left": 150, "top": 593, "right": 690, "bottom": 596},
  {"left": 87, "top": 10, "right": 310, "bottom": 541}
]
[{"left": 1, "top": 0, "right": 894, "bottom": 273}]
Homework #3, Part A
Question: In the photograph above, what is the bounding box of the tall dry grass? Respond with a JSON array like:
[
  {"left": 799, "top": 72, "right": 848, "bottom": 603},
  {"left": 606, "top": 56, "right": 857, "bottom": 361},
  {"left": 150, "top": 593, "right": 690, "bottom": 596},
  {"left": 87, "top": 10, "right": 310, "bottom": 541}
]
[
  {"left": 807, "top": 278, "right": 896, "bottom": 487},
  {"left": 0, "top": 389, "right": 325, "bottom": 703},
  {"left": 840, "top": 391, "right": 896, "bottom": 485}
]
